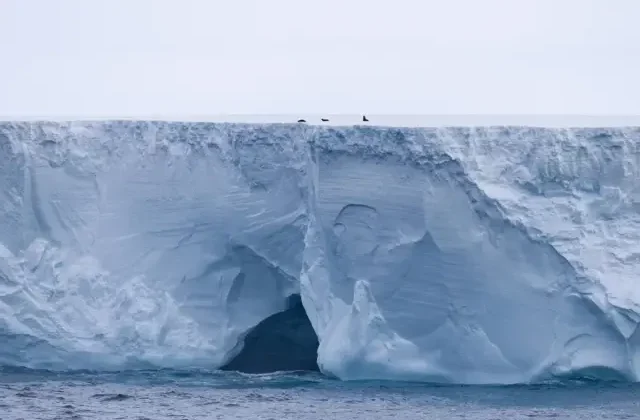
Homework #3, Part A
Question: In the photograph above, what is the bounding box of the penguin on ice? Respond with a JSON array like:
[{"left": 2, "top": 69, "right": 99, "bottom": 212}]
[{"left": 362, "top": 115, "right": 369, "bottom": 122}]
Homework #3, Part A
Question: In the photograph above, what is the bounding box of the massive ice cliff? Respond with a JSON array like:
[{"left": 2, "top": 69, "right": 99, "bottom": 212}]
[{"left": 1, "top": 121, "right": 640, "bottom": 384}]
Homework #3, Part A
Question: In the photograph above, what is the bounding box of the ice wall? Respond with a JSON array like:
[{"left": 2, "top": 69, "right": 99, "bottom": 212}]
[{"left": 0, "top": 121, "right": 639, "bottom": 383}]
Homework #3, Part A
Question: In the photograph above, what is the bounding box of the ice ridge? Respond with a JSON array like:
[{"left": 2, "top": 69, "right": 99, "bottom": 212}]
[{"left": 1, "top": 121, "right": 640, "bottom": 384}]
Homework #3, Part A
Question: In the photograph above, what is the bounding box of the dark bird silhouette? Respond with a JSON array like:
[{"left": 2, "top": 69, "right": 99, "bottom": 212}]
[
  {"left": 297, "top": 119, "right": 307, "bottom": 123},
  {"left": 362, "top": 115, "right": 369, "bottom": 122},
  {"left": 321, "top": 118, "right": 329, "bottom": 122}
]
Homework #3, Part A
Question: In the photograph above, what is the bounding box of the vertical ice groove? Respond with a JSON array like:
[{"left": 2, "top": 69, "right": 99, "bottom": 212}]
[{"left": 0, "top": 121, "right": 639, "bottom": 384}]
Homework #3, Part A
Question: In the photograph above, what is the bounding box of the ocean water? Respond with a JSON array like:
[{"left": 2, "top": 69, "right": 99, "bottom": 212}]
[{"left": 1, "top": 368, "right": 639, "bottom": 419}]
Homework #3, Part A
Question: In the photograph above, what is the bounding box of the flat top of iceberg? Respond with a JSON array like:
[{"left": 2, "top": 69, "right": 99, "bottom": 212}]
[{"left": 2, "top": 114, "right": 640, "bottom": 128}]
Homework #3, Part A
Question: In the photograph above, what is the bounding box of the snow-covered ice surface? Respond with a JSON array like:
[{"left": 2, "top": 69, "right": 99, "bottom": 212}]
[{"left": 1, "top": 120, "right": 640, "bottom": 385}]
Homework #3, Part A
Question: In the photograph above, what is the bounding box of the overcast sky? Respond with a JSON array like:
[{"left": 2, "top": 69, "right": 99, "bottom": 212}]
[{"left": 1, "top": 0, "right": 639, "bottom": 117}]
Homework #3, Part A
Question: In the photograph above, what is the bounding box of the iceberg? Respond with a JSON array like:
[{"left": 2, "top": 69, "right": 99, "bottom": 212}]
[{"left": 0, "top": 121, "right": 639, "bottom": 384}]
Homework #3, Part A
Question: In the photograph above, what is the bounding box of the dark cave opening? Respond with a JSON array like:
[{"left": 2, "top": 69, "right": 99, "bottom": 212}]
[{"left": 220, "top": 294, "right": 320, "bottom": 374}]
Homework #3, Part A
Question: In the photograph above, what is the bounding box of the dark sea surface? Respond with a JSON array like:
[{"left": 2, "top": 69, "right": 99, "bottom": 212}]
[{"left": 1, "top": 367, "right": 639, "bottom": 419}]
